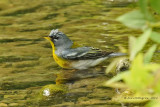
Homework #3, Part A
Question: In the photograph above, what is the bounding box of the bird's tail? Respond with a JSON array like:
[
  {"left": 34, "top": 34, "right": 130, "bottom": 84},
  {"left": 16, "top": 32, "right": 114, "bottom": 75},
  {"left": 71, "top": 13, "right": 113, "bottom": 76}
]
[{"left": 108, "top": 52, "right": 127, "bottom": 57}]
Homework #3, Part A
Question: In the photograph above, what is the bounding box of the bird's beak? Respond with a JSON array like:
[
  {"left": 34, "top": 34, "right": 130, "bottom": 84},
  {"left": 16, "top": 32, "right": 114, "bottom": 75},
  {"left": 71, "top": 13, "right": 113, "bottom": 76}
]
[
  {"left": 43, "top": 36, "right": 50, "bottom": 40},
  {"left": 43, "top": 36, "right": 55, "bottom": 50}
]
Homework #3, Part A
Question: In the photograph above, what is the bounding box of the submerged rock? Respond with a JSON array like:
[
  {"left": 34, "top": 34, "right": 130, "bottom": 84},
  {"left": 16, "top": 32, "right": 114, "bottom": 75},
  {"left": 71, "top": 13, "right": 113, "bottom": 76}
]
[
  {"left": 37, "top": 84, "right": 67, "bottom": 106},
  {"left": 116, "top": 58, "right": 130, "bottom": 73}
]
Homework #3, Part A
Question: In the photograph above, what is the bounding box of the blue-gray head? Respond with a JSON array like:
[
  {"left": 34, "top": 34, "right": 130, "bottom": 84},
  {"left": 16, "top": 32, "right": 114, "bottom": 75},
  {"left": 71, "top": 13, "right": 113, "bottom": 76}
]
[{"left": 48, "top": 29, "right": 73, "bottom": 49}]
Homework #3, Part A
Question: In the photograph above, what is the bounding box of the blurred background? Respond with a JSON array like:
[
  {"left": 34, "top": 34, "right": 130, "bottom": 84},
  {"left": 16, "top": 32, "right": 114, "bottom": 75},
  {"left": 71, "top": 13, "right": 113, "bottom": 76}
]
[{"left": 0, "top": 0, "right": 143, "bottom": 106}]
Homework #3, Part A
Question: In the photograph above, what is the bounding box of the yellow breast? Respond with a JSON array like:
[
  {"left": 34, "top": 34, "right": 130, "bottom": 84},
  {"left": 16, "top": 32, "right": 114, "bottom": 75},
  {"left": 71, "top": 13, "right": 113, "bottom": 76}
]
[
  {"left": 44, "top": 37, "right": 71, "bottom": 69},
  {"left": 52, "top": 51, "right": 71, "bottom": 69}
]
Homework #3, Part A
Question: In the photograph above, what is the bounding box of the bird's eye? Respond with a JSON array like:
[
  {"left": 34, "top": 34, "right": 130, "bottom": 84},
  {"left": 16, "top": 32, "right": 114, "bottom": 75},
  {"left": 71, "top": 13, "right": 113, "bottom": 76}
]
[
  {"left": 54, "top": 36, "right": 59, "bottom": 40},
  {"left": 50, "top": 36, "right": 59, "bottom": 39},
  {"left": 52, "top": 36, "right": 59, "bottom": 42}
]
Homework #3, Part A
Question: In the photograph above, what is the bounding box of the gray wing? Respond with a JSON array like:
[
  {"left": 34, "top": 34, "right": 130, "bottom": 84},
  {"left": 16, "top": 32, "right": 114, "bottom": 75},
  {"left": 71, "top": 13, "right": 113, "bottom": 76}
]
[{"left": 61, "top": 47, "right": 113, "bottom": 60}]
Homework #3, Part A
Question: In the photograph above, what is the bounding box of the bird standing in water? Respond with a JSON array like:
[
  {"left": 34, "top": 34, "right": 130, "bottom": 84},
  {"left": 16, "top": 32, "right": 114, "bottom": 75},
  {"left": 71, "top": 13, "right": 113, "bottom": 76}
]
[{"left": 44, "top": 29, "right": 125, "bottom": 70}]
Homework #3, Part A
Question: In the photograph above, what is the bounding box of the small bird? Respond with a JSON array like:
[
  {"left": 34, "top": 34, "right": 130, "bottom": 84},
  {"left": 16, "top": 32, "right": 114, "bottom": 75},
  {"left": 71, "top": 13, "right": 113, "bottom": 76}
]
[{"left": 44, "top": 29, "right": 126, "bottom": 70}]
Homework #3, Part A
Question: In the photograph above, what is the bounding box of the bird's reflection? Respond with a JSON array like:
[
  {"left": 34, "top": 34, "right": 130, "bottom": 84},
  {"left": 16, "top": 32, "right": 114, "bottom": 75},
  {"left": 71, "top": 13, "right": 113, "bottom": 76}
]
[{"left": 56, "top": 67, "right": 106, "bottom": 85}]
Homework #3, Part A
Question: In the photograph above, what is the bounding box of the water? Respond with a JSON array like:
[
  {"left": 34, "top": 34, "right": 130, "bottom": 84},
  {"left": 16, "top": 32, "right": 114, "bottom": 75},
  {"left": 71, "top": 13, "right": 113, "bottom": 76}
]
[{"left": 0, "top": 0, "right": 154, "bottom": 106}]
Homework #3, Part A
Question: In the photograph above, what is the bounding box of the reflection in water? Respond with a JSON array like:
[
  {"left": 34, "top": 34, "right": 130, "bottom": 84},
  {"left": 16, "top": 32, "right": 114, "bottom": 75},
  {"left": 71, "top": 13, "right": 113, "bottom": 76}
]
[
  {"left": 56, "top": 67, "right": 106, "bottom": 84},
  {"left": 38, "top": 67, "right": 114, "bottom": 106}
]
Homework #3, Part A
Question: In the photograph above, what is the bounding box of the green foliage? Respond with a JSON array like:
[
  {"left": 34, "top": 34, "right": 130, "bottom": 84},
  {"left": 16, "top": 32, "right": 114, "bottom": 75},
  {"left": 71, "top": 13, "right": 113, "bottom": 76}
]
[
  {"left": 138, "top": 0, "right": 153, "bottom": 21},
  {"left": 125, "top": 54, "right": 159, "bottom": 92},
  {"left": 150, "top": 32, "right": 160, "bottom": 43},
  {"left": 106, "top": 71, "right": 129, "bottom": 86},
  {"left": 106, "top": 54, "right": 160, "bottom": 91},
  {"left": 153, "top": 71, "right": 160, "bottom": 94},
  {"left": 150, "top": 0, "right": 160, "bottom": 14},
  {"left": 129, "top": 29, "right": 151, "bottom": 60},
  {"left": 117, "top": 10, "right": 147, "bottom": 30},
  {"left": 146, "top": 101, "right": 160, "bottom": 107},
  {"left": 144, "top": 44, "right": 157, "bottom": 64},
  {"left": 106, "top": 0, "right": 160, "bottom": 106},
  {"left": 105, "top": 58, "right": 118, "bottom": 74}
]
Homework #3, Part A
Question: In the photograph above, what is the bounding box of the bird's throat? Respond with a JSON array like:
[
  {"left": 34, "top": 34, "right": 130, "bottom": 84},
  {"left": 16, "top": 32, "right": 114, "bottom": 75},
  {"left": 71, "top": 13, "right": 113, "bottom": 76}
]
[{"left": 44, "top": 37, "right": 56, "bottom": 52}]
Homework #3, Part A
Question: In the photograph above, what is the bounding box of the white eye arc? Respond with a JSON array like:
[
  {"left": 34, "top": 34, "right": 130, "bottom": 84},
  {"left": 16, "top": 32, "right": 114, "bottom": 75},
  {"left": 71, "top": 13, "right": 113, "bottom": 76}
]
[
  {"left": 54, "top": 38, "right": 58, "bottom": 42},
  {"left": 53, "top": 36, "right": 59, "bottom": 41}
]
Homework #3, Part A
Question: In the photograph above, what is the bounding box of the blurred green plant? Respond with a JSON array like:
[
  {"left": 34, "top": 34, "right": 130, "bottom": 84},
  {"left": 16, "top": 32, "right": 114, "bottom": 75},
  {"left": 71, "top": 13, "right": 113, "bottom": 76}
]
[{"left": 105, "top": 0, "right": 160, "bottom": 106}]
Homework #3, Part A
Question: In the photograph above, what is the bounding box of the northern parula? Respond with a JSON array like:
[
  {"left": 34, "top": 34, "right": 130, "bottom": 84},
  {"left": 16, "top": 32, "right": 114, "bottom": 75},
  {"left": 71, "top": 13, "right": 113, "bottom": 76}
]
[{"left": 44, "top": 29, "right": 126, "bottom": 70}]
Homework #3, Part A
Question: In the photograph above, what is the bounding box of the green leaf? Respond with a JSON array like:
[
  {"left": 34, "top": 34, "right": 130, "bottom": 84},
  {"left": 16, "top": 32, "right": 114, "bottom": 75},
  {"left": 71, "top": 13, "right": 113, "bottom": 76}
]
[
  {"left": 105, "top": 59, "right": 117, "bottom": 74},
  {"left": 145, "top": 63, "right": 160, "bottom": 71},
  {"left": 130, "top": 29, "right": 151, "bottom": 61},
  {"left": 150, "top": 31, "right": 160, "bottom": 43},
  {"left": 144, "top": 44, "right": 157, "bottom": 64},
  {"left": 131, "top": 53, "right": 143, "bottom": 72},
  {"left": 129, "top": 36, "right": 136, "bottom": 58},
  {"left": 138, "top": 0, "right": 148, "bottom": 13},
  {"left": 150, "top": 0, "right": 160, "bottom": 14},
  {"left": 153, "top": 70, "right": 160, "bottom": 94},
  {"left": 138, "top": 0, "right": 154, "bottom": 21},
  {"left": 106, "top": 71, "right": 129, "bottom": 84},
  {"left": 146, "top": 100, "right": 160, "bottom": 107},
  {"left": 117, "top": 10, "right": 147, "bottom": 30},
  {"left": 126, "top": 54, "right": 154, "bottom": 91},
  {"left": 154, "top": 79, "right": 160, "bottom": 94}
]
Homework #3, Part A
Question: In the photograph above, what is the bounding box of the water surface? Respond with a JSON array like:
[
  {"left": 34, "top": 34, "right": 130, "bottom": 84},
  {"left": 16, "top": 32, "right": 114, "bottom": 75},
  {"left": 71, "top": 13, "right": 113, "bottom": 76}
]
[{"left": 0, "top": 0, "right": 152, "bottom": 106}]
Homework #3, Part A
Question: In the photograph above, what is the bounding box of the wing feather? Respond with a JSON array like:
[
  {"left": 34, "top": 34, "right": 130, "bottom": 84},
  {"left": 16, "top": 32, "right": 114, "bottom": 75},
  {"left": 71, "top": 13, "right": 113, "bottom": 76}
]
[{"left": 61, "top": 47, "right": 113, "bottom": 60}]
